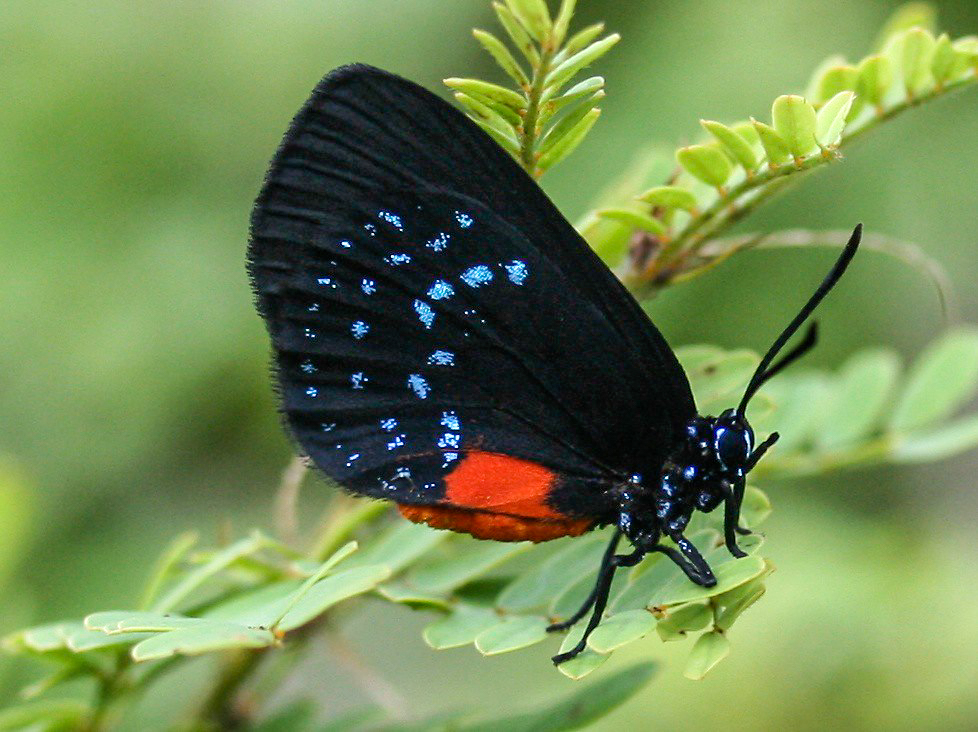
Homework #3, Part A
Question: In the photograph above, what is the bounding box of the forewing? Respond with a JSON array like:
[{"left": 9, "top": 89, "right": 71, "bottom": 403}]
[{"left": 248, "top": 65, "right": 695, "bottom": 520}]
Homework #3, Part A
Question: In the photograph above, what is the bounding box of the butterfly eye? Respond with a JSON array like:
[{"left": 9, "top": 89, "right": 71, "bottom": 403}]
[{"left": 715, "top": 426, "right": 751, "bottom": 470}]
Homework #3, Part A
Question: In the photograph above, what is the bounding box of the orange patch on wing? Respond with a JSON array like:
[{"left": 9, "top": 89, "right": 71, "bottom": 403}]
[
  {"left": 396, "top": 451, "right": 593, "bottom": 542},
  {"left": 444, "top": 451, "right": 561, "bottom": 519},
  {"left": 398, "top": 504, "right": 592, "bottom": 542}
]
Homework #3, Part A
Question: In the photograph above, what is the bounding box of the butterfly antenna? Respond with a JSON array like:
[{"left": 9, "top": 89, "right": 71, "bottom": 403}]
[{"left": 738, "top": 223, "right": 863, "bottom": 414}]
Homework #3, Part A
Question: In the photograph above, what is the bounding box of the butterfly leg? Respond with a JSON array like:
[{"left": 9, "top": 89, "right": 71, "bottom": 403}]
[
  {"left": 733, "top": 479, "right": 752, "bottom": 535},
  {"left": 653, "top": 535, "right": 717, "bottom": 586},
  {"left": 722, "top": 481, "right": 747, "bottom": 559},
  {"left": 551, "top": 546, "right": 644, "bottom": 665},
  {"left": 547, "top": 529, "right": 622, "bottom": 633}
]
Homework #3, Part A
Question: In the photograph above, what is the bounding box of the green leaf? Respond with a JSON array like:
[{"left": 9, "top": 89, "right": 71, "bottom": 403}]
[
  {"left": 614, "top": 545, "right": 765, "bottom": 612},
  {"left": 656, "top": 601, "right": 712, "bottom": 642},
  {"left": 637, "top": 185, "right": 698, "bottom": 212},
  {"left": 473, "top": 29, "right": 529, "bottom": 87},
  {"left": 684, "top": 631, "right": 731, "bottom": 680},
  {"left": 454, "top": 90, "right": 523, "bottom": 128},
  {"left": 538, "top": 91, "right": 605, "bottom": 155},
  {"left": 375, "top": 581, "right": 452, "bottom": 611},
  {"left": 545, "top": 76, "right": 604, "bottom": 110},
  {"left": 730, "top": 121, "right": 759, "bottom": 145},
  {"left": 461, "top": 662, "right": 656, "bottom": 731},
  {"left": 66, "top": 629, "right": 152, "bottom": 653},
  {"left": 893, "top": 413, "right": 978, "bottom": 463},
  {"left": 423, "top": 605, "right": 501, "bottom": 649},
  {"left": 561, "top": 22, "right": 606, "bottom": 57},
  {"left": 85, "top": 611, "right": 203, "bottom": 634},
  {"left": 342, "top": 521, "right": 447, "bottom": 574},
  {"left": 276, "top": 564, "right": 391, "bottom": 632},
  {"left": 750, "top": 118, "right": 792, "bottom": 166},
  {"left": 714, "top": 569, "right": 771, "bottom": 632},
  {"left": 537, "top": 108, "right": 600, "bottom": 172},
  {"left": 586, "top": 609, "right": 655, "bottom": 653},
  {"left": 552, "top": 0, "right": 576, "bottom": 47},
  {"left": 596, "top": 208, "right": 667, "bottom": 236},
  {"left": 202, "top": 580, "right": 303, "bottom": 626},
  {"left": 739, "top": 486, "right": 772, "bottom": 529},
  {"left": 857, "top": 54, "right": 894, "bottom": 108},
  {"left": 408, "top": 540, "right": 529, "bottom": 593},
  {"left": 16, "top": 622, "right": 87, "bottom": 652},
  {"left": 152, "top": 533, "right": 264, "bottom": 613},
  {"left": 554, "top": 627, "right": 608, "bottom": 680},
  {"left": 875, "top": 3, "right": 936, "bottom": 49},
  {"left": 814, "top": 64, "right": 859, "bottom": 104},
  {"left": 771, "top": 95, "right": 817, "bottom": 159},
  {"left": 139, "top": 531, "right": 198, "bottom": 611},
  {"left": 815, "top": 91, "right": 855, "bottom": 147},
  {"left": 676, "top": 144, "right": 732, "bottom": 187},
  {"left": 503, "top": 0, "right": 550, "bottom": 42},
  {"left": 544, "top": 34, "right": 620, "bottom": 92},
  {"left": 701, "top": 120, "right": 757, "bottom": 171},
  {"left": 130, "top": 622, "right": 275, "bottom": 662},
  {"left": 901, "top": 27, "right": 937, "bottom": 95},
  {"left": 474, "top": 615, "right": 548, "bottom": 655},
  {"left": 816, "top": 349, "right": 901, "bottom": 450},
  {"left": 889, "top": 328, "right": 978, "bottom": 433},
  {"left": 931, "top": 33, "right": 956, "bottom": 84},
  {"left": 269, "top": 540, "right": 361, "bottom": 629},
  {"left": 493, "top": 2, "right": 539, "bottom": 65},
  {"left": 444, "top": 78, "right": 526, "bottom": 110},
  {"left": 497, "top": 534, "right": 608, "bottom": 613}
]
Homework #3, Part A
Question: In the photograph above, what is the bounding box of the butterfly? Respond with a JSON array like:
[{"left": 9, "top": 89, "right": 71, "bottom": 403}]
[{"left": 248, "top": 64, "right": 861, "bottom": 664}]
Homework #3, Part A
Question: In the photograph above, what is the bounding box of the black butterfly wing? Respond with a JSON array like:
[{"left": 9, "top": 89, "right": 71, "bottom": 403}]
[{"left": 249, "top": 65, "right": 695, "bottom": 532}]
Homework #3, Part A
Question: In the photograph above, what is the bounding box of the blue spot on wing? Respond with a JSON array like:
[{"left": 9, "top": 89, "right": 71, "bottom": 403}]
[{"left": 460, "top": 265, "right": 493, "bottom": 288}]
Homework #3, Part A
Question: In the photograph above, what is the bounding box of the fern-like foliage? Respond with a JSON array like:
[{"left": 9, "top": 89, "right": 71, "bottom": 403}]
[{"left": 4, "top": 2, "right": 978, "bottom": 730}]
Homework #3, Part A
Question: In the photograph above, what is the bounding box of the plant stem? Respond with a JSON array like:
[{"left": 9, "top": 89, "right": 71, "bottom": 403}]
[{"left": 519, "top": 43, "right": 556, "bottom": 175}]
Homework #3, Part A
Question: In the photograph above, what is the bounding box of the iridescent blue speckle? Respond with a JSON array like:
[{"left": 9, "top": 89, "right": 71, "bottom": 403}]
[
  {"left": 437, "top": 432, "right": 460, "bottom": 449},
  {"left": 361, "top": 278, "right": 376, "bottom": 295},
  {"left": 339, "top": 239, "right": 352, "bottom": 249},
  {"left": 316, "top": 276, "right": 337, "bottom": 289},
  {"left": 303, "top": 327, "right": 317, "bottom": 339},
  {"left": 504, "top": 260, "right": 529, "bottom": 285},
  {"left": 460, "top": 265, "right": 493, "bottom": 288},
  {"left": 351, "top": 372, "right": 367, "bottom": 390},
  {"left": 364, "top": 223, "right": 377, "bottom": 237},
  {"left": 441, "top": 411, "right": 460, "bottom": 430},
  {"left": 300, "top": 359, "right": 316, "bottom": 374},
  {"left": 321, "top": 422, "right": 336, "bottom": 432},
  {"left": 427, "top": 350, "right": 455, "bottom": 366},
  {"left": 380, "top": 418, "right": 398, "bottom": 432},
  {"left": 350, "top": 320, "right": 370, "bottom": 340},
  {"left": 442, "top": 452, "right": 459, "bottom": 468},
  {"left": 414, "top": 299, "right": 436, "bottom": 329},
  {"left": 378, "top": 210, "right": 404, "bottom": 231},
  {"left": 455, "top": 211, "right": 474, "bottom": 228},
  {"left": 307, "top": 302, "right": 320, "bottom": 312},
  {"left": 305, "top": 386, "right": 319, "bottom": 398},
  {"left": 385, "top": 253, "right": 412, "bottom": 266},
  {"left": 387, "top": 434, "right": 406, "bottom": 451},
  {"left": 426, "top": 232, "right": 450, "bottom": 252},
  {"left": 345, "top": 453, "right": 361, "bottom": 467},
  {"left": 407, "top": 373, "right": 430, "bottom": 399},
  {"left": 427, "top": 280, "right": 455, "bottom": 300}
]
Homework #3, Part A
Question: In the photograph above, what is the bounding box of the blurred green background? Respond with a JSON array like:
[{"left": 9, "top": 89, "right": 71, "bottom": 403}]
[{"left": 2, "top": 1, "right": 977, "bottom": 729}]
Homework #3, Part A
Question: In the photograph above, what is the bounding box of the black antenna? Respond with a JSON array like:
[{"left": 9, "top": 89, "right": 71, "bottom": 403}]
[{"left": 738, "top": 223, "right": 862, "bottom": 414}]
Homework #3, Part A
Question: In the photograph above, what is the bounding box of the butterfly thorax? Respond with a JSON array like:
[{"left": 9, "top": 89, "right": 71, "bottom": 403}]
[{"left": 616, "top": 412, "right": 753, "bottom": 551}]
